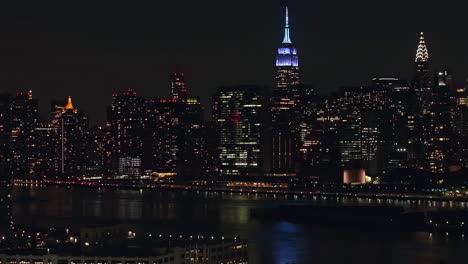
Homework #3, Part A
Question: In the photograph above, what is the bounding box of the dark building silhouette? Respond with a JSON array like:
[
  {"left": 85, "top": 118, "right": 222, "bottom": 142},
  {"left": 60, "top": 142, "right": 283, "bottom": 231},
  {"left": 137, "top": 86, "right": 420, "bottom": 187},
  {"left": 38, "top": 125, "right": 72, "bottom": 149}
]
[
  {"left": 0, "top": 93, "right": 11, "bottom": 173},
  {"left": 423, "top": 71, "right": 454, "bottom": 173},
  {"left": 452, "top": 79, "right": 468, "bottom": 169},
  {"left": 170, "top": 73, "right": 188, "bottom": 101},
  {"left": 145, "top": 99, "right": 183, "bottom": 174},
  {"left": 58, "top": 97, "right": 90, "bottom": 175},
  {"left": 177, "top": 97, "right": 211, "bottom": 178},
  {"left": 109, "top": 89, "right": 146, "bottom": 176},
  {"left": 9, "top": 91, "right": 39, "bottom": 178},
  {"left": 0, "top": 93, "right": 13, "bottom": 240},
  {"left": 0, "top": 161, "right": 13, "bottom": 241},
  {"left": 50, "top": 99, "right": 68, "bottom": 120}
]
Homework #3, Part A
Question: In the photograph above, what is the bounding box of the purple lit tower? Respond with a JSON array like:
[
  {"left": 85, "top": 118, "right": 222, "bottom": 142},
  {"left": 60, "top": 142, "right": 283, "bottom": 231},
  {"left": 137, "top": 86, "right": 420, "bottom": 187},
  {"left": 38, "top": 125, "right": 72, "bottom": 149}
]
[
  {"left": 270, "top": 7, "right": 300, "bottom": 174},
  {"left": 275, "top": 7, "right": 300, "bottom": 89}
]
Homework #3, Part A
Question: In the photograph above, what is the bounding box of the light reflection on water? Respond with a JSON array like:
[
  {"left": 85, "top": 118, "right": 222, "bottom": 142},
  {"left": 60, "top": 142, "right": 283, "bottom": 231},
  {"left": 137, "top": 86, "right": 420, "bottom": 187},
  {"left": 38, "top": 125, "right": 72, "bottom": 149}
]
[{"left": 11, "top": 185, "right": 468, "bottom": 263}]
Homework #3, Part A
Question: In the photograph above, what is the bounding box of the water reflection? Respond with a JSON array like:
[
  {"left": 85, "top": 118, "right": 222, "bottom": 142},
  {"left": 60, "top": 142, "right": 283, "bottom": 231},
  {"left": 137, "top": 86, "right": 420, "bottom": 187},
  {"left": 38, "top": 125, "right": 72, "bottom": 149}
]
[
  {"left": 11, "top": 185, "right": 468, "bottom": 263},
  {"left": 272, "top": 222, "right": 301, "bottom": 264}
]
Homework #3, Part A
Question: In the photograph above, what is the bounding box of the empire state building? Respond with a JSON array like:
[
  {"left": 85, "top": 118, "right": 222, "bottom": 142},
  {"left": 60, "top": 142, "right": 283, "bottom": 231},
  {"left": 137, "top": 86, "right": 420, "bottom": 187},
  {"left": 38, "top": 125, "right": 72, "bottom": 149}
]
[
  {"left": 275, "top": 7, "right": 300, "bottom": 89},
  {"left": 270, "top": 7, "right": 300, "bottom": 174}
]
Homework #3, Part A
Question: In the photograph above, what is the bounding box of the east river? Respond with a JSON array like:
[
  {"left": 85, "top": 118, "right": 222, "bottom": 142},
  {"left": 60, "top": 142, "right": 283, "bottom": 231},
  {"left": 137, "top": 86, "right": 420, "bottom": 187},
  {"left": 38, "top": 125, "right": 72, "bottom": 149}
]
[{"left": 12, "top": 185, "right": 468, "bottom": 264}]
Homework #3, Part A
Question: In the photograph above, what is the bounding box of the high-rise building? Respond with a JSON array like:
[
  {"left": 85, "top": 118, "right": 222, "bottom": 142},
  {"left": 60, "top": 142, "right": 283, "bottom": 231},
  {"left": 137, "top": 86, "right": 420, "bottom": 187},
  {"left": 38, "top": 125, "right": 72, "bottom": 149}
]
[
  {"left": 50, "top": 99, "right": 67, "bottom": 121},
  {"left": 109, "top": 89, "right": 146, "bottom": 176},
  {"left": 360, "top": 111, "right": 383, "bottom": 176},
  {"left": 335, "top": 87, "right": 365, "bottom": 168},
  {"left": 271, "top": 7, "right": 301, "bottom": 175},
  {"left": 404, "top": 34, "right": 432, "bottom": 170},
  {"left": 58, "top": 97, "right": 90, "bottom": 176},
  {"left": 275, "top": 7, "right": 300, "bottom": 89},
  {"left": 0, "top": 93, "right": 11, "bottom": 172},
  {"left": 270, "top": 89, "right": 298, "bottom": 174},
  {"left": 386, "top": 79, "right": 414, "bottom": 170},
  {"left": 412, "top": 32, "right": 431, "bottom": 115},
  {"left": 9, "top": 91, "right": 39, "bottom": 178},
  {"left": 145, "top": 99, "right": 183, "bottom": 174},
  {"left": 0, "top": 160, "right": 13, "bottom": 241},
  {"left": 424, "top": 71, "right": 453, "bottom": 173},
  {"left": 455, "top": 78, "right": 468, "bottom": 168},
  {"left": 293, "top": 85, "right": 322, "bottom": 169},
  {"left": 170, "top": 73, "right": 188, "bottom": 101},
  {"left": 33, "top": 125, "right": 60, "bottom": 177},
  {"left": 177, "top": 97, "right": 211, "bottom": 178},
  {"left": 0, "top": 93, "right": 13, "bottom": 240},
  {"left": 213, "top": 86, "right": 264, "bottom": 176},
  {"left": 315, "top": 95, "right": 341, "bottom": 170},
  {"left": 86, "top": 126, "right": 109, "bottom": 175}
]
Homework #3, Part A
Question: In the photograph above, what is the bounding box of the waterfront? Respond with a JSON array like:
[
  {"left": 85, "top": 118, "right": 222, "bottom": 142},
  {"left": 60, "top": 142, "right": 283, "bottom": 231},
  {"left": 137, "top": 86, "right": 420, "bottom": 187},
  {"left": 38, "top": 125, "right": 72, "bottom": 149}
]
[{"left": 12, "top": 185, "right": 468, "bottom": 263}]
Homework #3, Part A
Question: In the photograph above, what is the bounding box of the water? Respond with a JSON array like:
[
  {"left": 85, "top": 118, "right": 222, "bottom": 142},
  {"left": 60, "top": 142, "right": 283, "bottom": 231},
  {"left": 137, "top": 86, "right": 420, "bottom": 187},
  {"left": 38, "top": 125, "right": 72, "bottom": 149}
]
[{"left": 12, "top": 185, "right": 468, "bottom": 263}]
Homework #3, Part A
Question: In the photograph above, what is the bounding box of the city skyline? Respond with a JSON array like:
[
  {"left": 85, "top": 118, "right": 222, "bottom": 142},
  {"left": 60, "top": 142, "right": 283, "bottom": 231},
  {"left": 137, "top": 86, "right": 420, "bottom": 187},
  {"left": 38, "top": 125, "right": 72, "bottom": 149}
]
[
  {"left": 3, "top": 3, "right": 468, "bottom": 263},
  {"left": 0, "top": 1, "right": 467, "bottom": 124}
]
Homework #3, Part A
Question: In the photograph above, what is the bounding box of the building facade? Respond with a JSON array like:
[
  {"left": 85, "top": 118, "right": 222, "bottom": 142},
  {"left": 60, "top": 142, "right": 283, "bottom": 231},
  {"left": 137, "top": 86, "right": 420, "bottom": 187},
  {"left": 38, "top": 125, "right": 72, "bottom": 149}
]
[
  {"left": 109, "top": 89, "right": 146, "bottom": 176},
  {"left": 213, "top": 86, "right": 264, "bottom": 176},
  {"left": 271, "top": 7, "right": 301, "bottom": 175}
]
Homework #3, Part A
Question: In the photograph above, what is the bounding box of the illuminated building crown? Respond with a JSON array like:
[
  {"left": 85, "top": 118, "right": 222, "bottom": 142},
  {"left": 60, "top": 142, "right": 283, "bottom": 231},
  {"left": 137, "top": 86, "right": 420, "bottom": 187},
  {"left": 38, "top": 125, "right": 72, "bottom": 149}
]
[
  {"left": 415, "top": 32, "right": 429, "bottom": 63},
  {"left": 66, "top": 96, "right": 74, "bottom": 110},
  {"left": 276, "top": 7, "right": 299, "bottom": 68}
]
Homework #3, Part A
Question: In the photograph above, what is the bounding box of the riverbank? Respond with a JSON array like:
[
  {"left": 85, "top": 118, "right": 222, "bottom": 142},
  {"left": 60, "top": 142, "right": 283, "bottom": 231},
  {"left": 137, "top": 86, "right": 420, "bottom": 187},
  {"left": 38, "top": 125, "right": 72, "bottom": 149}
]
[{"left": 12, "top": 179, "right": 468, "bottom": 202}]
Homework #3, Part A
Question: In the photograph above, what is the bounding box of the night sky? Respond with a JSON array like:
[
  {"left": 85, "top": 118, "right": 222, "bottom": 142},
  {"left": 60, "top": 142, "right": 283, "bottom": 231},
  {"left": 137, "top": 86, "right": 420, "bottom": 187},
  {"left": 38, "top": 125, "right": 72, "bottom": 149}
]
[{"left": 0, "top": 0, "right": 467, "bottom": 125}]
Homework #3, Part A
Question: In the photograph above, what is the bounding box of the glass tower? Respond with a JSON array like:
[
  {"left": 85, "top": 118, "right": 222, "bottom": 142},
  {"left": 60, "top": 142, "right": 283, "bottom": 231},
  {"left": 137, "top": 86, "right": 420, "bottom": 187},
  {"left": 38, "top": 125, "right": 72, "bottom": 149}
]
[{"left": 213, "top": 86, "right": 264, "bottom": 176}]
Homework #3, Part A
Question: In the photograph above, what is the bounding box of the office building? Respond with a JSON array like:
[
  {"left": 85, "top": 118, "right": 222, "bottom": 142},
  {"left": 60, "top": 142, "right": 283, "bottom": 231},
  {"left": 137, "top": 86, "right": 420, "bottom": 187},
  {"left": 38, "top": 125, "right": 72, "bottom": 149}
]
[
  {"left": 213, "top": 86, "right": 264, "bottom": 176},
  {"left": 109, "top": 89, "right": 146, "bottom": 176},
  {"left": 9, "top": 91, "right": 39, "bottom": 178},
  {"left": 170, "top": 73, "right": 188, "bottom": 101}
]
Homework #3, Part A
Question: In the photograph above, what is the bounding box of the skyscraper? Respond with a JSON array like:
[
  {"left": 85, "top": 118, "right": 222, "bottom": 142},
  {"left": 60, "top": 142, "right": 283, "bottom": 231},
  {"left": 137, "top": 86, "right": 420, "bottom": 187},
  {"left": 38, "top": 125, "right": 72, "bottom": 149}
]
[
  {"left": 170, "top": 73, "right": 188, "bottom": 101},
  {"left": 0, "top": 93, "right": 11, "bottom": 173},
  {"left": 145, "top": 99, "right": 183, "bottom": 174},
  {"left": 50, "top": 99, "right": 68, "bottom": 120},
  {"left": 9, "top": 91, "right": 39, "bottom": 178},
  {"left": 275, "top": 7, "right": 300, "bottom": 89},
  {"left": 0, "top": 93, "right": 13, "bottom": 240},
  {"left": 407, "top": 32, "right": 430, "bottom": 169},
  {"left": 270, "top": 89, "right": 299, "bottom": 173},
  {"left": 412, "top": 32, "right": 430, "bottom": 110},
  {"left": 213, "top": 86, "right": 264, "bottom": 176},
  {"left": 337, "top": 87, "right": 364, "bottom": 168},
  {"left": 424, "top": 71, "right": 454, "bottom": 173},
  {"left": 58, "top": 97, "right": 90, "bottom": 176},
  {"left": 271, "top": 7, "right": 301, "bottom": 175},
  {"left": 177, "top": 97, "right": 210, "bottom": 178},
  {"left": 456, "top": 78, "right": 468, "bottom": 168},
  {"left": 0, "top": 160, "right": 13, "bottom": 241},
  {"left": 109, "top": 89, "right": 146, "bottom": 176}
]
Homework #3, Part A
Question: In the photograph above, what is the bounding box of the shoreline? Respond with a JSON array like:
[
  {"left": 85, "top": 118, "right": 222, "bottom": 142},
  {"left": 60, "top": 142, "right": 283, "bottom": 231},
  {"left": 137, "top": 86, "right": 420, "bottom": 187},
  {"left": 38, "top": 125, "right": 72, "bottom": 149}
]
[{"left": 12, "top": 179, "right": 468, "bottom": 203}]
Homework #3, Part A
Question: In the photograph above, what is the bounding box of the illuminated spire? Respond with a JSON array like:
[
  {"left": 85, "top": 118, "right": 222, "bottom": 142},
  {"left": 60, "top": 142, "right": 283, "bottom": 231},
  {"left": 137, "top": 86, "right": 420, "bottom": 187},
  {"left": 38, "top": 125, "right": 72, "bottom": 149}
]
[
  {"left": 415, "top": 32, "right": 429, "bottom": 63},
  {"left": 65, "top": 96, "right": 74, "bottom": 110},
  {"left": 282, "top": 7, "right": 292, "bottom": 44}
]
